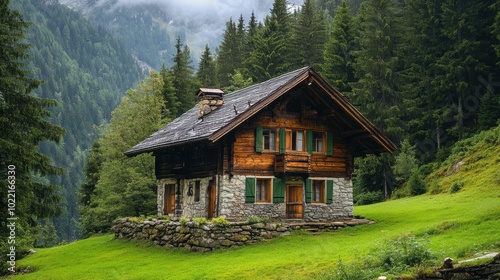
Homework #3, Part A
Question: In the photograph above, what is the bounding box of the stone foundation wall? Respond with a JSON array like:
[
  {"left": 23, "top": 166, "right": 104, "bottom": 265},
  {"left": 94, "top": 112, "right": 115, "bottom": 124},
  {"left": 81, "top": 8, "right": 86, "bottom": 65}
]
[
  {"left": 303, "top": 178, "right": 354, "bottom": 221},
  {"left": 219, "top": 175, "right": 354, "bottom": 221},
  {"left": 112, "top": 218, "right": 372, "bottom": 252}
]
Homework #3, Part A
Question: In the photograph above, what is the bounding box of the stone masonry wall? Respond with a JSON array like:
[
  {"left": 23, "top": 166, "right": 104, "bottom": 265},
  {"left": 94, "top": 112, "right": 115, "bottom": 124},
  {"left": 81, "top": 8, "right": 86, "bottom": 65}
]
[
  {"left": 219, "top": 175, "right": 354, "bottom": 221},
  {"left": 112, "top": 218, "right": 372, "bottom": 252}
]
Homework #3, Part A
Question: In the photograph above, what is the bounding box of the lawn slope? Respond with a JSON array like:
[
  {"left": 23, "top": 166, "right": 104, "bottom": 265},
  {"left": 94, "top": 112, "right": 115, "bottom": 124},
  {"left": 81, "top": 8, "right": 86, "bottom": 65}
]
[{"left": 13, "top": 126, "right": 500, "bottom": 279}]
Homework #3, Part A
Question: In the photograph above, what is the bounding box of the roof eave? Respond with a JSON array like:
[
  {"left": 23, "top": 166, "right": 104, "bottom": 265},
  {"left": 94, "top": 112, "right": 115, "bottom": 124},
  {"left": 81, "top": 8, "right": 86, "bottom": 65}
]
[{"left": 125, "top": 136, "right": 209, "bottom": 157}]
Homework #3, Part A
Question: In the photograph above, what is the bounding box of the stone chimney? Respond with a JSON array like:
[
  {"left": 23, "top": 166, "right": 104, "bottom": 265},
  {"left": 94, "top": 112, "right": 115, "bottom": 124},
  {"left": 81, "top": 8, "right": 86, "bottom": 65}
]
[{"left": 197, "top": 88, "right": 224, "bottom": 118}]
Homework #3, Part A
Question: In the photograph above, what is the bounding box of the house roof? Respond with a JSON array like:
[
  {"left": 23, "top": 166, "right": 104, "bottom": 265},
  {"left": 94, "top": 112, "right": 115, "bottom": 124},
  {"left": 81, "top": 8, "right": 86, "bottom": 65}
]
[{"left": 125, "top": 67, "right": 397, "bottom": 157}]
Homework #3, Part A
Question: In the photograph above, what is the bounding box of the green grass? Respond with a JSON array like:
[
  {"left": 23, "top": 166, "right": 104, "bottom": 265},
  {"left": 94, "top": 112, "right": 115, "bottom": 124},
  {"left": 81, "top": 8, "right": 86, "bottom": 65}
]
[{"left": 12, "top": 128, "right": 500, "bottom": 279}]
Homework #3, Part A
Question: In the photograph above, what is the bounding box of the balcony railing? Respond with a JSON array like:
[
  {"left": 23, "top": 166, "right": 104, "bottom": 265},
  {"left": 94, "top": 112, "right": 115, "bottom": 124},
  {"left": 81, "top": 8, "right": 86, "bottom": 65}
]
[{"left": 275, "top": 152, "right": 311, "bottom": 174}]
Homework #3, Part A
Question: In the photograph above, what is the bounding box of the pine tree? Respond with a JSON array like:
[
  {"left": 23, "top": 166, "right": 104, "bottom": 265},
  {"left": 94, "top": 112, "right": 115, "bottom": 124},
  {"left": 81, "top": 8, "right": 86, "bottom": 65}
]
[
  {"left": 197, "top": 44, "right": 217, "bottom": 88},
  {"left": 350, "top": 0, "right": 404, "bottom": 140},
  {"left": 172, "top": 36, "right": 195, "bottom": 116},
  {"left": 248, "top": 0, "right": 293, "bottom": 82},
  {"left": 0, "top": 0, "right": 65, "bottom": 266},
  {"left": 434, "top": 0, "right": 497, "bottom": 139},
  {"left": 216, "top": 18, "right": 238, "bottom": 87},
  {"left": 160, "top": 64, "right": 179, "bottom": 119},
  {"left": 291, "top": 0, "right": 328, "bottom": 70},
  {"left": 399, "top": 0, "right": 445, "bottom": 148},
  {"left": 322, "top": 0, "right": 357, "bottom": 92}
]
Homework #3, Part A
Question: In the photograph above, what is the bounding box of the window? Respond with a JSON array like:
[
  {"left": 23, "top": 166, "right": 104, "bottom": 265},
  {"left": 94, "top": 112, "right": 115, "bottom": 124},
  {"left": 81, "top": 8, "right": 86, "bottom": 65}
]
[
  {"left": 255, "top": 178, "right": 272, "bottom": 203},
  {"left": 313, "top": 132, "right": 324, "bottom": 152},
  {"left": 312, "top": 180, "right": 325, "bottom": 203},
  {"left": 286, "top": 130, "right": 304, "bottom": 151},
  {"left": 263, "top": 128, "right": 276, "bottom": 151}
]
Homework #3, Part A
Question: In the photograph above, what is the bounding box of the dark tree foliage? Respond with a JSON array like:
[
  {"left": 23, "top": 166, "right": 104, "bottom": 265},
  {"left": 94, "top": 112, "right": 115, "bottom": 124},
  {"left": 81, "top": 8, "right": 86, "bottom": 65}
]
[
  {"left": 247, "top": 0, "right": 294, "bottom": 82},
  {"left": 197, "top": 45, "right": 217, "bottom": 88},
  {"left": 290, "top": 0, "right": 328, "bottom": 70},
  {"left": 322, "top": 0, "right": 357, "bottom": 92},
  {"left": 172, "top": 36, "right": 196, "bottom": 116},
  {"left": 0, "top": 0, "right": 65, "bottom": 271}
]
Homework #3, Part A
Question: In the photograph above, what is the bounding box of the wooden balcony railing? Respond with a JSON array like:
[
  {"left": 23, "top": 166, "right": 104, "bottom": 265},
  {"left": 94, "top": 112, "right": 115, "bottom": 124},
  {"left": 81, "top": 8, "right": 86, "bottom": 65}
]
[{"left": 275, "top": 152, "right": 311, "bottom": 174}]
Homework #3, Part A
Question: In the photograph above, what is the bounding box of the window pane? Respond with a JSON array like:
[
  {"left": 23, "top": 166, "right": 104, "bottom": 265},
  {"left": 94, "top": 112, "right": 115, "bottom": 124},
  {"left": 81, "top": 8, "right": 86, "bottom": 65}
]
[
  {"left": 313, "top": 132, "right": 323, "bottom": 152},
  {"left": 263, "top": 129, "right": 276, "bottom": 151},
  {"left": 256, "top": 179, "right": 270, "bottom": 202},
  {"left": 296, "top": 131, "right": 303, "bottom": 151}
]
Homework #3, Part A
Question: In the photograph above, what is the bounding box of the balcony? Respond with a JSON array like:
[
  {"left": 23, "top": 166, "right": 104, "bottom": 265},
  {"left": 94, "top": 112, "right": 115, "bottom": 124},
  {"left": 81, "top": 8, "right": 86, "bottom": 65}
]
[{"left": 275, "top": 152, "right": 311, "bottom": 174}]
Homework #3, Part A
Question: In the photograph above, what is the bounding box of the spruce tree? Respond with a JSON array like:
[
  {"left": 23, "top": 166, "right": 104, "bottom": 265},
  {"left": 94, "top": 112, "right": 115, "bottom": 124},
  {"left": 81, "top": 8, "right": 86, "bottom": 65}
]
[
  {"left": 350, "top": 0, "right": 404, "bottom": 140},
  {"left": 160, "top": 64, "right": 179, "bottom": 119},
  {"left": 196, "top": 44, "right": 217, "bottom": 88},
  {"left": 435, "top": 0, "right": 497, "bottom": 139},
  {"left": 248, "top": 0, "right": 293, "bottom": 82},
  {"left": 0, "top": 0, "right": 65, "bottom": 265},
  {"left": 216, "top": 18, "right": 238, "bottom": 87},
  {"left": 291, "top": 0, "right": 328, "bottom": 70},
  {"left": 322, "top": 0, "right": 357, "bottom": 92},
  {"left": 172, "top": 36, "right": 195, "bottom": 116}
]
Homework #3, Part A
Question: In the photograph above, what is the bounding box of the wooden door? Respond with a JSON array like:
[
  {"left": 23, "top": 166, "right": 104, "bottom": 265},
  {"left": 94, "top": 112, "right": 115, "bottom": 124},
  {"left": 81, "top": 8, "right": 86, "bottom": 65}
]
[
  {"left": 207, "top": 180, "right": 216, "bottom": 219},
  {"left": 163, "top": 184, "right": 175, "bottom": 215},
  {"left": 286, "top": 184, "right": 303, "bottom": 219}
]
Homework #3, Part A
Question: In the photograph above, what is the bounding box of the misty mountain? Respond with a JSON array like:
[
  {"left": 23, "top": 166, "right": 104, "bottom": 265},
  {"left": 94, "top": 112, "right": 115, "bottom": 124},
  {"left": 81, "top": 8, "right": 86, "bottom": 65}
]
[{"left": 58, "top": 0, "right": 304, "bottom": 70}]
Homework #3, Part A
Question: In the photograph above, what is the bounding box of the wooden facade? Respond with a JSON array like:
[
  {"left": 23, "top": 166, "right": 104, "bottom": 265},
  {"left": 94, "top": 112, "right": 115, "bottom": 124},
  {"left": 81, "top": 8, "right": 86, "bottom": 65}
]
[{"left": 127, "top": 67, "right": 396, "bottom": 221}]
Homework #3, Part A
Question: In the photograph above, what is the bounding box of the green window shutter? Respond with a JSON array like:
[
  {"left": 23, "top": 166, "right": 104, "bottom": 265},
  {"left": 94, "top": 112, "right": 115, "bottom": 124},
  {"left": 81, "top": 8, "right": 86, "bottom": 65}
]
[
  {"left": 306, "top": 131, "right": 313, "bottom": 154},
  {"left": 245, "top": 177, "right": 256, "bottom": 203},
  {"left": 273, "top": 177, "right": 285, "bottom": 203},
  {"left": 279, "top": 127, "right": 286, "bottom": 154},
  {"left": 305, "top": 179, "right": 312, "bottom": 203},
  {"left": 255, "top": 126, "right": 263, "bottom": 153},
  {"left": 326, "top": 180, "right": 334, "bottom": 204},
  {"left": 326, "top": 131, "right": 334, "bottom": 156}
]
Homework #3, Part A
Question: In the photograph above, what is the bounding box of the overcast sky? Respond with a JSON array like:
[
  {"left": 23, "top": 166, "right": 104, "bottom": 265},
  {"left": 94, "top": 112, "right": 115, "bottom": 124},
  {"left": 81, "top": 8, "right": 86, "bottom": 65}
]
[
  {"left": 111, "top": 0, "right": 305, "bottom": 58},
  {"left": 114, "top": 0, "right": 304, "bottom": 23}
]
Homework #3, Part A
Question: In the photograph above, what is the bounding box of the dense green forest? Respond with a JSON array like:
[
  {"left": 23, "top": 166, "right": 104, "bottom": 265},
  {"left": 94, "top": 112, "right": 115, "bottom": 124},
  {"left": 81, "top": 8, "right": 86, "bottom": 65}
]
[
  {"left": 81, "top": 0, "right": 500, "bottom": 235},
  {"left": 5, "top": 0, "right": 143, "bottom": 246}
]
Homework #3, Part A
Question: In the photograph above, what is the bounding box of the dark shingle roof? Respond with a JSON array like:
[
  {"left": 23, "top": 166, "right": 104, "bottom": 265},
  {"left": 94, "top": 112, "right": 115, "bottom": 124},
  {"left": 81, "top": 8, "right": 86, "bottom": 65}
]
[{"left": 125, "top": 67, "right": 310, "bottom": 156}]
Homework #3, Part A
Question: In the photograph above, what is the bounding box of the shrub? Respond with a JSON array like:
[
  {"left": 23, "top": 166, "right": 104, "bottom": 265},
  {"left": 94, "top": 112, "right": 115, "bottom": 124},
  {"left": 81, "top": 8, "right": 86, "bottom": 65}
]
[
  {"left": 192, "top": 217, "right": 208, "bottom": 226},
  {"left": 376, "top": 233, "right": 434, "bottom": 274},
  {"left": 247, "top": 216, "right": 270, "bottom": 224},
  {"left": 211, "top": 216, "right": 229, "bottom": 227},
  {"left": 179, "top": 217, "right": 189, "bottom": 227},
  {"left": 408, "top": 170, "right": 426, "bottom": 196},
  {"left": 320, "top": 259, "right": 378, "bottom": 280},
  {"left": 354, "top": 190, "right": 384, "bottom": 205},
  {"left": 391, "top": 186, "right": 410, "bottom": 199},
  {"left": 450, "top": 182, "right": 464, "bottom": 193}
]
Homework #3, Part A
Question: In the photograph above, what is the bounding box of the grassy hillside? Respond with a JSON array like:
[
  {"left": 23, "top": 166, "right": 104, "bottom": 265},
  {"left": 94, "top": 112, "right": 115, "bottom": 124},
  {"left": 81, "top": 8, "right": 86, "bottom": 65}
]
[{"left": 12, "top": 126, "right": 500, "bottom": 279}]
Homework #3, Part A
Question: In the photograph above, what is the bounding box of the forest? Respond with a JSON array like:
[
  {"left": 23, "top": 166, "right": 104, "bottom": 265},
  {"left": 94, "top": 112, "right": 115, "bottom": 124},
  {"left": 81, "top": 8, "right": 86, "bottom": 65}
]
[{"left": 1, "top": 0, "right": 499, "bottom": 273}]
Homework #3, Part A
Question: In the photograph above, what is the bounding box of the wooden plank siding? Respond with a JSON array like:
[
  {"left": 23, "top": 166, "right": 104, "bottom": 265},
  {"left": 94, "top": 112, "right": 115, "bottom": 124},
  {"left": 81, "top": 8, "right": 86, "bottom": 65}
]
[{"left": 230, "top": 107, "right": 351, "bottom": 177}]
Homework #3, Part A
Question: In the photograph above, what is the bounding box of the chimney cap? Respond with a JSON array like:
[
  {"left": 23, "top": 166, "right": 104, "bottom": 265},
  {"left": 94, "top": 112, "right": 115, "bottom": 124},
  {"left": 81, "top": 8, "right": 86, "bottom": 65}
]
[{"left": 196, "top": 88, "right": 224, "bottom": 97}]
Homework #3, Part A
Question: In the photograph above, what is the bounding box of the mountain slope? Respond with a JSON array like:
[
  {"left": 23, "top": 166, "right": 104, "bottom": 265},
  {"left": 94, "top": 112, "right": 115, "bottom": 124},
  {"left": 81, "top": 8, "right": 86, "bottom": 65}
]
[{"left": 10, "top": 0, "right": 143, "bottom": 242}]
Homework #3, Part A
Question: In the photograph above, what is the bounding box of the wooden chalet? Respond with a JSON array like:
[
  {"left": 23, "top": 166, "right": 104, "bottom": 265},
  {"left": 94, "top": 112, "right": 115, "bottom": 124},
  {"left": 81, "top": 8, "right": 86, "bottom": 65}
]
[{"left": 126, "top": 67, "right": 396, "bottom": 221}]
